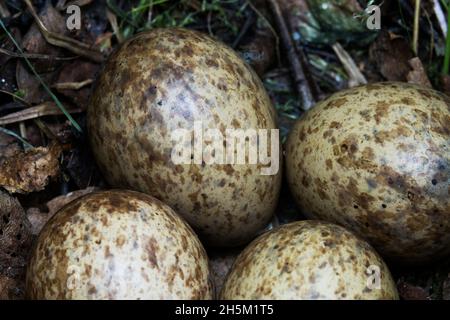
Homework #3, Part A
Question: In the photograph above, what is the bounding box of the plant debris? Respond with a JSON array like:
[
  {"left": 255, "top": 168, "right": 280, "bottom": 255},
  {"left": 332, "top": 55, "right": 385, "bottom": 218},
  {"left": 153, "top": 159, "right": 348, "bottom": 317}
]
[
  {"left": 0, "top": 190, "right": 32, "bottom": 278},
  {"left": 0, "top": 142, "right": 62, "bottom": 193},
  {"left": 0, "top": 0, "right": 449, "bottom": 300}
]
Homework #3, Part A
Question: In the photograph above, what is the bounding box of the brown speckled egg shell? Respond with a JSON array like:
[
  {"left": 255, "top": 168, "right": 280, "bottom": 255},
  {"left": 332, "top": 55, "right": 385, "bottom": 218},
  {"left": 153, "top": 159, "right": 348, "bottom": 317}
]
[
  {"left": 286, "top": 82, "right": 450, "bottom": 264},
  {"left": 220, "top": 220, "right": 399, "bottom": 300},
  {"left": 87, "top": 27, "right": 281, "bottom": 247},
  {"left": 26, "top": 190, "right": 213, "bottom": 300}
]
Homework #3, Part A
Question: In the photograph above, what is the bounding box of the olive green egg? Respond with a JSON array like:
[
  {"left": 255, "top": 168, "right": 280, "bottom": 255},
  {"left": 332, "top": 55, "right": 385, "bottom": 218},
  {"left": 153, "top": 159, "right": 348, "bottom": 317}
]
[
  {"left": 286, "top": 82, "right": 450, "bottom": 264},
  {"left": 26, "top": 190, "right": 213, "bottom": 299},
  {"left": 220, "top": 220, "right": 398, "bottom": 300},
  {"left": 87, "top": 28, "right": 281, "bottom": 247}
]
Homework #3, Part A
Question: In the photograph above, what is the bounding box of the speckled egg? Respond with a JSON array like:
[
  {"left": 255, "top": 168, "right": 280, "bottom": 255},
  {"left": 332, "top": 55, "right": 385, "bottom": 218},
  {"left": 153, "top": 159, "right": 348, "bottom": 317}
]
[
  {"left": 286, "top": 82, "right": 450, "bottom": 264},
  {"left": 87, "top": 27, "right": 281, "bottom": 247},
  {"left": 26, "top": 190, "right": 213, "bottom": 300},
  {"left": 220, "top": 220, "right": 398, "bottom": 300}
]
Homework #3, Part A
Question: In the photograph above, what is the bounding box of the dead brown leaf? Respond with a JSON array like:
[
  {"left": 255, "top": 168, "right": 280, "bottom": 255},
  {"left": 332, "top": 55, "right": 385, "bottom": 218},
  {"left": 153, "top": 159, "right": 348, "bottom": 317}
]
[
  {"left": 22, "top": 2, "right": 67, "bottom": 74},
  {"left": 407, "top": 57, "right": 432, "bottom": 88},
  {"left": 369, "top": 31, "right": 414, "bottom": 81},
  {"left": 24, "top": 0, "right": 104, "bottom": 63},
  {"left": 15, "top": 60, "right": 53, "bottom": 104},
  {"left": 0, "top": 142, "right": 62, "bottom": 193}
]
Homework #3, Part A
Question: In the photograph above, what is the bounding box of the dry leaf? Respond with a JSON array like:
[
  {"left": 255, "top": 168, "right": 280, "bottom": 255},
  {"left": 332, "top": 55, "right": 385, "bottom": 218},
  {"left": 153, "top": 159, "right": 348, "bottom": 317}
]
[
  {"left": 22, "top": 2, "right": 67, "bottom": 74},
  {"left": 0, "top": 142, "right": 62, "bottom": 193},
  {"left": 369, "top": 31, "right": 413, "bottom": 81},
  {"left": 407, "top": 57, "right": 432, "bottom": 88},
  {"left": 0, "top": 101, "right": 82, "bottom": 126},
  {"left": 15, "top": 61, "right": 53, "bottom": 104}
]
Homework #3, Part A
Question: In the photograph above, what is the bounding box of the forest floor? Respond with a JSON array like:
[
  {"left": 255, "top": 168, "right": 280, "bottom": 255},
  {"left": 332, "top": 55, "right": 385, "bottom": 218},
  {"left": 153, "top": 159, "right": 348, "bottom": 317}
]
[{"left": 0, "top": 0, "right": 449, "bottom": 300}]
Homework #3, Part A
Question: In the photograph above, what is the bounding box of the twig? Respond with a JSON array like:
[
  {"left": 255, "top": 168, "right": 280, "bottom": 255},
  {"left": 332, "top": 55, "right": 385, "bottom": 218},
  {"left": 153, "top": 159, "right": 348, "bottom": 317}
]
[
  {"left": 207, "top": 11, "right": 213, "bottom": 36},
  {"left": 33, "top": 118, "right": 59, "bottom": 141},
  {"left": 52, "top": 79, "right": 93, "bottom": 90},
  {"left": 0, "top": 90, "right": 32, "bottom": 107},
  {"left": 0, "top": 47, "right": 77, "bottom": 60},
  {"left": 147, "top": 1, "right": 154, "bottom": 25},
  {"left": 413, "top": 0, "right": 421, "bottom": 55},
  {"left": 24, "top": 0, "right": 104, "bottom": 63},
  {"left": 0, "top": 102, "right": 83, "bottom": 126},
  {"left": 267, "top": 0, "right": 315, "bottom": 110},
  {"left": 232, "top": 11, "right": 255, "bottom": 48},
  {"left": 106, "top": 8, "right": 124, "bottom": 44},
  {"left": 19, "top": 122, "right": 29, "bottom": 150},
  {"left": 332, "top": 42, "right": 367, "bottom": 87}
]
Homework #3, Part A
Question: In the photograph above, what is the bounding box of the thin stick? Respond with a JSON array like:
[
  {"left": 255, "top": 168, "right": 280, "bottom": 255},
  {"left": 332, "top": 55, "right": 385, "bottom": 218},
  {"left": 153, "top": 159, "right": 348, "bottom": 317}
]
[
  {"left": 267, "top": 0, "right": 315, "bottom": 110},
  {"left": 0, "top": 90, "right": 32, "bottom": 107},
  {"left": 332, "top": 42, "right": 367, "bottom": 87},
  {"left": 52, "top": 79, "right": 93, "bottom": 90},
  {"left": 0, "top": 102, "right": 83, "bottom": 126},
  {"left": 0, "top": 47, "right": 76, "bottom": 60},
  {"left": 413, "top": 0, "right": 421, "bottom": 55},
  {"left": 232, "top": 11, "right": 255, "bottom": 48},
  {"left": 107, "top": 8, "right": 124, "bottom": 44},
  {"left": 33, "top": 118, "right": 59, "bottom": 141}
]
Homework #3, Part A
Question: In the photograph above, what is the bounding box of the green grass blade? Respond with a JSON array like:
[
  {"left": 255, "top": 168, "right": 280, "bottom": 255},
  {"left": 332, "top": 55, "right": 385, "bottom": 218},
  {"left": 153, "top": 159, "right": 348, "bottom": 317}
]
[{"left": 0, "top": 126, "right": 34, "bottom": 149}]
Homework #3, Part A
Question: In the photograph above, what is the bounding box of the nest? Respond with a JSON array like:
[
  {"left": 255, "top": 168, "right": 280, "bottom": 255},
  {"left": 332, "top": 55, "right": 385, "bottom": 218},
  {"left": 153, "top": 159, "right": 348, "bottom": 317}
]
[
  {"left": 0, "top": 274, "right": 22, "bottom": 300},
  {"left": 0, "top": 190, "right": 32, "bottom": 276}
]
